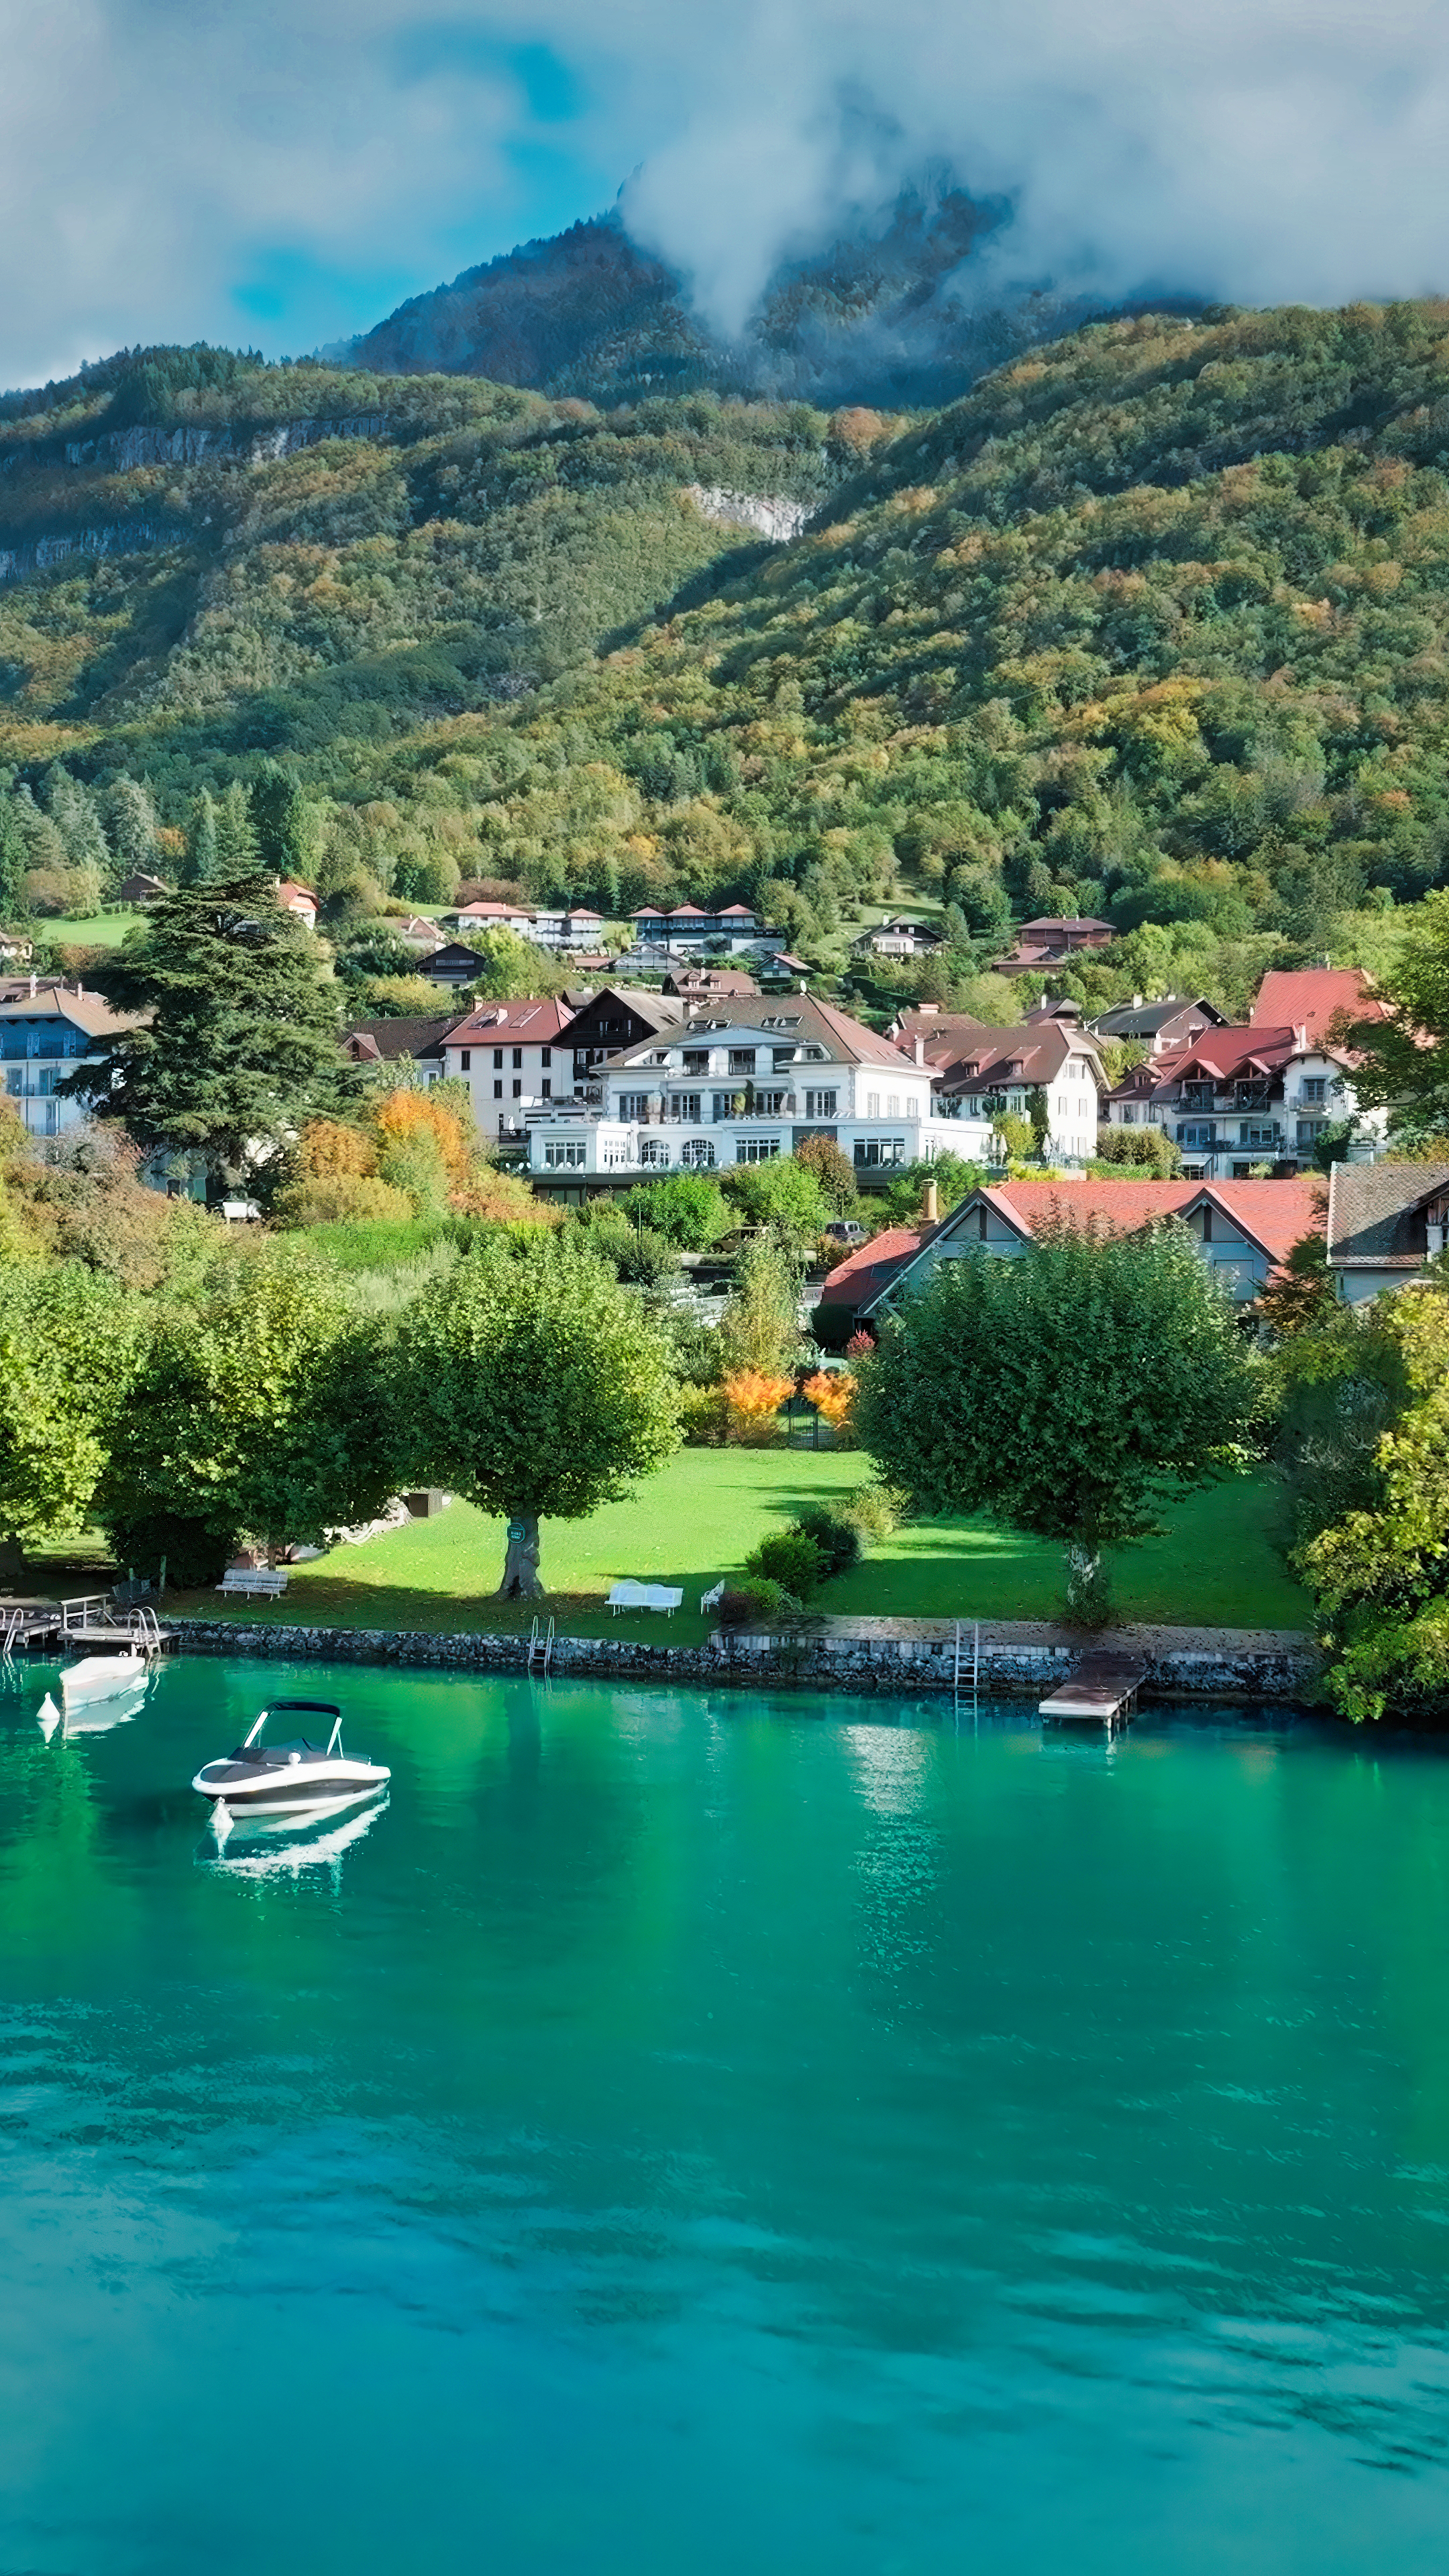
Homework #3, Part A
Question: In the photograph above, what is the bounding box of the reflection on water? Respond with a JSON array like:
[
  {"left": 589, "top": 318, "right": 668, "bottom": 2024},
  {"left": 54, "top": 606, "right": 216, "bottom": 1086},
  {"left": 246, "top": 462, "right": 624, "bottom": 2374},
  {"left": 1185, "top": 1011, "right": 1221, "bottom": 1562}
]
[
  {"left": 201, "top": 1793, "right": 390, "bottom": 1886},
  {"left": 0, "top": 1661, "right": 1446, "bottom": 2576}
]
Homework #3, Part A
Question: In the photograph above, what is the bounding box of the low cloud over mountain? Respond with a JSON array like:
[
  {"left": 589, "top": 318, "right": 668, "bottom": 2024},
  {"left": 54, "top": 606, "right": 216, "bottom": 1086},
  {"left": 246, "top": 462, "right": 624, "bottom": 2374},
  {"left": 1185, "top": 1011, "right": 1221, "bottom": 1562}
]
[{"left": 4, "top": 1, "right": 1449, "bottom": 390}]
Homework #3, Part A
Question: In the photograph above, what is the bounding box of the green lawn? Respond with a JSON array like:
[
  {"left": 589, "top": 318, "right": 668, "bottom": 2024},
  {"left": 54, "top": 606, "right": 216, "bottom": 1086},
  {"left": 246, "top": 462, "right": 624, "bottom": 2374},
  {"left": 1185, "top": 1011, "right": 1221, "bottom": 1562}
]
[
  {"left": 174, "top": 1450, "right": 1309, "bottom": 1644},
  {"left": 36, "top": 911, "right": 140, "bottom": 947}
]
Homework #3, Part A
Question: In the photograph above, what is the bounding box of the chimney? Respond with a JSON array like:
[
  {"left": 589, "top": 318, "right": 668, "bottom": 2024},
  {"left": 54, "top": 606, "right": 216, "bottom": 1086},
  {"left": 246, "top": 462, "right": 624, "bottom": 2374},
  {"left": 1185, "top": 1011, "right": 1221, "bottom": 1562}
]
[
  {"left": 912, "top": 1035, "right": 926, "bottom": 1065},
  {"left": 923, "top": 1178, "right": 939, "bottom": 1224},
  {"left": 28, "top": 973, "right": 36, "bottom": 999},
  {"left": 1295, "top": 1023, "right": 1308, "bottom": 1053},
  {"left": 1132, "top": 993, "right": 1142, "bottom": 1007}
]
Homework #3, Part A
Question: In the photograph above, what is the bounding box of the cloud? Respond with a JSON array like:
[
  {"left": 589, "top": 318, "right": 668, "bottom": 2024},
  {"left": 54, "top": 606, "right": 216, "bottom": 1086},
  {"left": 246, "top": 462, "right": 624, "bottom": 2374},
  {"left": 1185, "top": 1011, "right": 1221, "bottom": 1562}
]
[
  {"left": 3, "top": 0, "right": 1449, "bottom": 388},
  {"left": 621, "top": 0, "right": 1449, "bottom": 333}
]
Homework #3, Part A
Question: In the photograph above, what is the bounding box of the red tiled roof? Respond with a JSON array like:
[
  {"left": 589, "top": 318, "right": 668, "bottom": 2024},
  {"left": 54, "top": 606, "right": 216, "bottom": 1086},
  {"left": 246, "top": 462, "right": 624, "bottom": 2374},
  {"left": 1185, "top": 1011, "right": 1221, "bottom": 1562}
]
[
  {"left": 668, "top": 903, "right": 710, "bottom": 918},
  {"left": 819, "top": 1226, "right": 934, "bottom": 1306},
  {"left": 820, "top": 1177, "right": 1325, "bottom": 1307},
  {"left": 980, "top": 1176, "right": 1324, "bottom": 1265},
  {"left": 1155, "top": 1024, "right": 1296, "bottom": 1080},
  {"left": 1252, "top": 967, "right": 1387, "bottom": 1044},
  {"left": 804, "top": 994, "right": 926, "bottom": 1071},
  {"left": 445, "top": 998, "right": 576, "bottom": 1040},
  {"left": 276, "top": 879, "right": 317, "bottom": 906},
  {"left": 715, "top": 904, "right": 757, "bottom": 917}
]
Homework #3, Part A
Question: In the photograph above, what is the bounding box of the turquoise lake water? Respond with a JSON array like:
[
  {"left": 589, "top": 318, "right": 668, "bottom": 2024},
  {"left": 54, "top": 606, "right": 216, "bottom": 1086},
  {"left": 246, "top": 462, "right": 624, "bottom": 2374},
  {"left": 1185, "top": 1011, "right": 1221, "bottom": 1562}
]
[{"left": 2, "top": 1657, "right": 1448, "bottom": 2574}]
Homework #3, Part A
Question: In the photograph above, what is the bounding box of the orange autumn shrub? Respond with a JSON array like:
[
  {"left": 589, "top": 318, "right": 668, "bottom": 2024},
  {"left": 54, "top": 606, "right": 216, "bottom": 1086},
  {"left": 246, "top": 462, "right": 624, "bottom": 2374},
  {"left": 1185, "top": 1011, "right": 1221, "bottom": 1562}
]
[
  {"left": 372, "top": 1088, "right": 472, "bottom": 1189},
  {"left": 802, "top": 1370, "right": 855, "bottom": 1430},
  {"left": 292, "top": 1117, "right": 377, "bottom": 1181},
  {"left": 723, "top": 1369, "right": 794, "bottom": 1446}
]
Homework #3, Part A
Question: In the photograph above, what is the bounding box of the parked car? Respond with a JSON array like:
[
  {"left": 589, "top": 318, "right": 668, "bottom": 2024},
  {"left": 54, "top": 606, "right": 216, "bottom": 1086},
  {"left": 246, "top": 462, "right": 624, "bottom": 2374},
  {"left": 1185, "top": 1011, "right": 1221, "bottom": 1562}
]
[{"left": 822, "top": 1220, "right": 868, "bottom": 1244}]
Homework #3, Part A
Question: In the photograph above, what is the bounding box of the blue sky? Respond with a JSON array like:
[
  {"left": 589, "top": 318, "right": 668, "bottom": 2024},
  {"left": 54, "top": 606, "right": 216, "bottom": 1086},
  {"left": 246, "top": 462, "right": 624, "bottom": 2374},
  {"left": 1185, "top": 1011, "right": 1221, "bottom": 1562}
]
[{"left": 3, "top": 1, "right": 1448, "bottom": 392}]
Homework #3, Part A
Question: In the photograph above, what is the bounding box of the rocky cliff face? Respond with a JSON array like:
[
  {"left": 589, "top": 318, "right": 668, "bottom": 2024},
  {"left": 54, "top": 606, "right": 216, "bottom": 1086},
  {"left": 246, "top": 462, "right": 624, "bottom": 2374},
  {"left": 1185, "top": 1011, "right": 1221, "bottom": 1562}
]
[{"left": 343, "top": 190, "right": 1082, "bottom": 408}]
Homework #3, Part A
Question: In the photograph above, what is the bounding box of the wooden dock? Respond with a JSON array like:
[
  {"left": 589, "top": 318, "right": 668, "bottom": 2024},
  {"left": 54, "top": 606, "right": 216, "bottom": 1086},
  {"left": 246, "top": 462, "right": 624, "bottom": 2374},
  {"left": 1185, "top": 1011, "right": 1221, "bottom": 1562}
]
[
  {"left": 1, "top": 1597, "right": 172, "bottom": 1656},
  {"left": 1038, "top": 1649, "right": 1148, "bottom": 1729}
]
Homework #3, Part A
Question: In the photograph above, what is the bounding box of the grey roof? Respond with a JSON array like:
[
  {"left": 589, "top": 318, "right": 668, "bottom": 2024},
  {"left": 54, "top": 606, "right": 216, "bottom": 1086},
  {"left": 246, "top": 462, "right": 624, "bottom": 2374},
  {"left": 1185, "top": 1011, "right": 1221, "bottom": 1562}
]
[
  {"left": 343, "top": 1014, "right": 463, "bottom": 1063},
  {"left": 1091, "top": 996, "right": 1224, "bottom": 1039},
  {"left": 1327, "top": 1160, "right": 1449, "bottom": 1269},
  {"left": 608, "top": 991, "right": 917, "bottom": 1073}
]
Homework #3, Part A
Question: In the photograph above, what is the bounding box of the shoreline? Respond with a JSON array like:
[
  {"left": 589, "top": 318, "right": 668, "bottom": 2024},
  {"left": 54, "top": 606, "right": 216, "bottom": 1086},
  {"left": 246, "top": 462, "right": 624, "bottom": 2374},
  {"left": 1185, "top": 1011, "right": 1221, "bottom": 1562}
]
[{"left": 153, "top": 1613, "right": 1322, "bottom": 1705}]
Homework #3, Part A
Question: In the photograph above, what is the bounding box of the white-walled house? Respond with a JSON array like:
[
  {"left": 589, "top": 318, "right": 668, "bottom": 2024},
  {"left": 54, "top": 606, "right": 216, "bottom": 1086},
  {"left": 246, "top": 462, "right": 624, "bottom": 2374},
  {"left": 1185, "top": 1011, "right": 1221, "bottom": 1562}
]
[
  {"left": 0, "top": 983, "right": 136, "bottom": 1138},
  {"left": 437, "top": 998, "right": 577, "bottom": 1140},
  {"left": 524, "top": 995, "right": 994, "bottom": 1188},
  {"left": 891, "top": 1000, "right": 1105, "bottom": 1165},
  {"left": 1100, "top": 1022, "right": 1389, "bottom": 1178},
  {"left": 452, "top": 902, "right": 607, "bottom": 953}
]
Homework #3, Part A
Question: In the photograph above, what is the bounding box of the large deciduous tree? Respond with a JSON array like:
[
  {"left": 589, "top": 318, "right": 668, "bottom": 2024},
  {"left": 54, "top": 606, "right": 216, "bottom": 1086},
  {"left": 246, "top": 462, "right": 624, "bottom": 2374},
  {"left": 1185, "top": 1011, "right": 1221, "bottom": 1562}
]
[
  {"left": 393, "top": 1236, "right": 681, "bottom": 1598},
  {"left": 0, "top": 1263, "right": 137, "bottom": 1583},
  {"left": 72, "top": 876, "right": 348, "bottom": 1197},
  {"left": 1342, "top": 887, "right": 1449, "bottom": 1145},
  {"left": 95, "top": 1241, "right": 392, "bottom": 1584},
  {"left": 1277, "top": 1283, "right": 1449, "bottom": 1722},
  {"left": 855, "top": 1218, "right": 1258, "bottom": 1615}
]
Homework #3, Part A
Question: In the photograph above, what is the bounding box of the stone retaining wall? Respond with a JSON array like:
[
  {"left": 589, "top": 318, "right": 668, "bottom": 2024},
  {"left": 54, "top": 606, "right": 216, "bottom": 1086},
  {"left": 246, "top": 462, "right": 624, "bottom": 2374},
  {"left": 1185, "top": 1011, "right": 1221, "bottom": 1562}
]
[{"left": 162, "top": 1619, "right": 1320, "bottom": 1705}]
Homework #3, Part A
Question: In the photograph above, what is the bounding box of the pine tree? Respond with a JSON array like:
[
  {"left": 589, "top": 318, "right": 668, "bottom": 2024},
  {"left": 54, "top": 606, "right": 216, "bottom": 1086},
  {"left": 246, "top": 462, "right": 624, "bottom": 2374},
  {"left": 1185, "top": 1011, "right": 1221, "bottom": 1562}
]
[
  {"left": 70, "top": 877, "right": 347, "bottom": 1195},
  {"left": 103, "top": 775, "right": 159, "bottom": 883},
  {"left": 0, "top": 798, "right": 28, "bottom": 922},
  {"left": 41, "top": 767, "right": 110, "bottom": 881},
  {"left": 183, "top": 788, "right": 219, "bottom": 885},
  {"left": 250, "top": 763, "right": 321, "bottom": 885},
  {"left": 213, "top": 780, "right": 257, "bottom": 876}
]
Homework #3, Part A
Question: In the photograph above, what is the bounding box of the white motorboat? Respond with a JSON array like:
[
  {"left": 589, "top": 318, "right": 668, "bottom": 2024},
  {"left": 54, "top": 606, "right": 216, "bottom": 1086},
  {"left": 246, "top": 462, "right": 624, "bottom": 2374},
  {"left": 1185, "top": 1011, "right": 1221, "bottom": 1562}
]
[
  {"left": 62, "top": 1648, "right": 149, "bottom": 1711},
  {"left": 192, "top": 1700, "right": 390, "bottom": 1817}
]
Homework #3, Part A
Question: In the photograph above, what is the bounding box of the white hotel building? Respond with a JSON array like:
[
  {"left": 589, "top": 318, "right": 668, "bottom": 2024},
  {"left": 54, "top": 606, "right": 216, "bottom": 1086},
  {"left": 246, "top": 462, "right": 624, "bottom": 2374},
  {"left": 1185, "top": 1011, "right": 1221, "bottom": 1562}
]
[{"left": 523, "top": 996, "right": 994, "bottom": 1191}]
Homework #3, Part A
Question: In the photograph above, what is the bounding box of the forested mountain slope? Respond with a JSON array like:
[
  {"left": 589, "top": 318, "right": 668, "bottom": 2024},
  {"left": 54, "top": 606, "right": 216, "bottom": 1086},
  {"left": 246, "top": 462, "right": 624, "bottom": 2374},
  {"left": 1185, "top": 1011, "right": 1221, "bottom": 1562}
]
[
  {"left": 5, "top": 305, "right": 1449, "bottom": 983},
  {"left": 0, "top": 343, "right": 840, "bottom": 747},
  {"left": 342, "top": 193, "right": 1038, "bottom": 410}
]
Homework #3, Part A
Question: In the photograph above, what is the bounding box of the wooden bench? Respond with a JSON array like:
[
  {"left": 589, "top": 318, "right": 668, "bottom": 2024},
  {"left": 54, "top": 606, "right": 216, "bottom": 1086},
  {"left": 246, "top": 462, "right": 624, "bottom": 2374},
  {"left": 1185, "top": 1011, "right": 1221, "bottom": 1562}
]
[
  {"left": 606, "top": 1580, "right": 683, "bottom": 1617},
  {"left": 216, "top": 1568, "right": 289, "bottom": 1601}
]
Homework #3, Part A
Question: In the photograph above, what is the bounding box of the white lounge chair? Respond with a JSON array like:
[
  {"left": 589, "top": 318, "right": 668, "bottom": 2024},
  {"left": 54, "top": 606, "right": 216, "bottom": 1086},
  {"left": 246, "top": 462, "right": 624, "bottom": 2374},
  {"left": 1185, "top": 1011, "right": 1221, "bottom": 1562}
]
[
  {"left": 700, "top": 1580, "right": 725, "bottom": 1615},
  {"left": 606, "top": 1580, "right": 683, "bottom": 1617}
]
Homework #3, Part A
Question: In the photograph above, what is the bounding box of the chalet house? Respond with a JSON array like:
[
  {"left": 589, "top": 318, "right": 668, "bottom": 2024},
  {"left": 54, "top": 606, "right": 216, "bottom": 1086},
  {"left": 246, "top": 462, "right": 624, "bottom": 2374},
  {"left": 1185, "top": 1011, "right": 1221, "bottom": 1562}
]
[
  {"left": 417, "top": 941, "right": 492, "bottom": 989},
  {"left": 116, "top": 871, "right": 170, "bottom": 907},
  {"left": 0, "top": 983, "right": 139, "bottom": 1138},
  {"left": 1326, "top": 1160, "right": 1449, "bottom": 1301},
  {"left": 1099, "top": 1019, "right": 1389, "bottom": 1179},
  {"left": 275, "top": 880, "right": 319, "bottom": 927},
  {"left": 1089, "top": 994, "right": 1226, "bottom": 1055},
  {"left": 817, "top": 1175, "right": 1324, "bottom": 1330},
  {"left": 525, "top": 994, "right": 994, "bottom": 1193},
  {"left": 436, "top": 998, "right": 577, "bottom": 1140},
  {"left": 851, "top": 916, "right": 945, "bottom": 959},
  {"left": 993, "top": 915, "right": 1115, "bottom": 974},
  {"left": 562, "top": 987, "right": 686, "bottom": 1088},
  {"left": 391, "top": 914, "right": 444, "bottom": 951}
]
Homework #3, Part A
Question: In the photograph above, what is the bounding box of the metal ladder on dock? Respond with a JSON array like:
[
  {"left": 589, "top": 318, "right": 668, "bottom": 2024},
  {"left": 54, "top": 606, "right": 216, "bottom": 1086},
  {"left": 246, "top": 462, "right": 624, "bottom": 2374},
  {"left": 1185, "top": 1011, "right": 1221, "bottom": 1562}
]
[{"left": 527, "top": 1616, "right": 555, "bottom": 1676}]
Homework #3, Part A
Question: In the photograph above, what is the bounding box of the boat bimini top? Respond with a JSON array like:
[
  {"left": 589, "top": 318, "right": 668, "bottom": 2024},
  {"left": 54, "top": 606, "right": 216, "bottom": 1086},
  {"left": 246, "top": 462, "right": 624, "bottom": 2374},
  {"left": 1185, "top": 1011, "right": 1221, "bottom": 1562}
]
[{"left": 191, "top": 1699, "right": 390, "bottom": 1812}]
